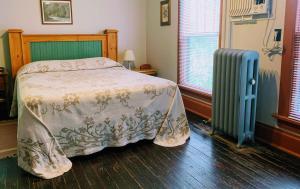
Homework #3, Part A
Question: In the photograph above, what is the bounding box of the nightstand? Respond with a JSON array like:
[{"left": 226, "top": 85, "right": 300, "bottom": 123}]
[
  {"left": 0, "top": 72, "right": 8, "bottom": 120},
  {"left": 134, "top": 68, "right": 158, "bottom": 76}
]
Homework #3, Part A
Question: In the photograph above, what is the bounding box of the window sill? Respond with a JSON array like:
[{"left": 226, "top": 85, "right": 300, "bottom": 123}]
[
  {"left": 178, "top": 84, "right": 212, "bottom": 102},
  {"left": 273, "top": 114, "right": 300, "bottom": 129}
]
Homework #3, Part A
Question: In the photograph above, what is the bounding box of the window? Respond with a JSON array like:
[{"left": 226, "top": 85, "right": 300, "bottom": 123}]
[
  {"left": 178, "top": 0, "right": 221, "bottom": 94},
  {"left": 290, "top": 1, "right": 300, "bottom": 120},
  {"left": 278, "top": 0, "right": 300, "bottom": 124}
]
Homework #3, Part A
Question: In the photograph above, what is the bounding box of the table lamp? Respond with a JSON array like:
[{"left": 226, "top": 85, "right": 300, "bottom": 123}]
[{"left": 123, "top": 50, "right": 136, "bottom": 70}]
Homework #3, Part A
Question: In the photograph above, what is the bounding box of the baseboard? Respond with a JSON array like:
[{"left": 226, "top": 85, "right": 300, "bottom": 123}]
[
  {"left": 182, "top": 94, "right": 212, "bottom": 120},
  {"left": 0, "top": 120, "right": 17, "bottom": 158},
  {"left": 181, "top": 97, "right": 300, "bottom": 158},
  {"left": 255, "top": 122, "right": 300, "bottom": 158},
  {"left": 0, "top": 148, "right": 17, "bottom": 159}
]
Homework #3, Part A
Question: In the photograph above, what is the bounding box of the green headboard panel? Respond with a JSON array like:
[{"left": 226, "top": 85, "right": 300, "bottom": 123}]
[{"left": 30, "top": 41, "right": 102, "bottom": 62}]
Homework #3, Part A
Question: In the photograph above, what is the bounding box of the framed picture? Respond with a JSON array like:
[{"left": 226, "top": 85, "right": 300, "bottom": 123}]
[
  {"left": 160, "top": 0, "right": 171, "bottom": 26},
  {"left": 40, "top": 0, "right": 73, "bottom": 24}
]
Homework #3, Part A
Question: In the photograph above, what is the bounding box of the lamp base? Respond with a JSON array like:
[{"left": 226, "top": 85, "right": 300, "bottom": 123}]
[{"left": 123, "top": 61, "right": 136, "bottom": 70}]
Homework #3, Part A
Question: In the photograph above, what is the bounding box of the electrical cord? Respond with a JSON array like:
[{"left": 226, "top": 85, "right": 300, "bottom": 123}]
[
  {"left": 262, "top": 41, "right": 283, "bottom": 61},
  {"left": 262, "top": 0, "right": 282, "bottom": 61}
]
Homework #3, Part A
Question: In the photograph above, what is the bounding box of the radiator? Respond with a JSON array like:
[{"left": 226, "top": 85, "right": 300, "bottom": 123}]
[{"left": 212, "top": 49, "right": 259, "bottom": 147}]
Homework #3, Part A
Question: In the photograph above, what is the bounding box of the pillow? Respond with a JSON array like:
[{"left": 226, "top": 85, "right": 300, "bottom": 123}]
[{"left": 17, "top": 57, "right": 124, "bottom": 77}]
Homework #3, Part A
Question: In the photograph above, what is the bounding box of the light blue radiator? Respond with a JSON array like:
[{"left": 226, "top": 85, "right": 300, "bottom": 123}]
[{"left": 212, "top": 49, "right": 259, "bottom": 147}]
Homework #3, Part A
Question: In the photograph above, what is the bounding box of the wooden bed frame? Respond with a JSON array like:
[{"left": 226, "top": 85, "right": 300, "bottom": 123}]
[{"left": 7, "top": 29, "right": 118, "bottom": 78}]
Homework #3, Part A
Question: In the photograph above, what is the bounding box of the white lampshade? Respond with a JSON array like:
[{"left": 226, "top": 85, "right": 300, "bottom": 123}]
[{"left": 124, "top": 50, "right": 136, "bottom": 61}]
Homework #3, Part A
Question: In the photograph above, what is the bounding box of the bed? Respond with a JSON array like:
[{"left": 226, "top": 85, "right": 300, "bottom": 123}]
[{"left": 7, "top": 29, "right": 190, "bottom": 179}]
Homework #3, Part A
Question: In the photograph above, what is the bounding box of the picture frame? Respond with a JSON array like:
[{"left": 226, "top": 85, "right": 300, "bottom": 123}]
[
  {"left": 160, "top": 0, "right": 171, "bottom": 26},
  {"left": 40, "top": 0, "right": 73, "bottom": 25}
]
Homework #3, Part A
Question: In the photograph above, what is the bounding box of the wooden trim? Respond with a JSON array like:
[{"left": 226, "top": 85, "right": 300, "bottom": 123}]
[
  {"left": 0, "top": 148, "right": 17, "bottom": 159},
  {"left": 0, "top": 120, "right": 17, "bottom": 158},
  {"left": 273, "top": 114, "right": 300, "bottom": 128},
  {"left": 8, "top": 29, "right": 24, "bottom": 78},
  {"left": 182, "top": 95, "right": 212, "bottom": 120},
  {"left": 218, "top": 0, "right": 224, "bottom": 48},
  {"left": 22, "top": 34, "right": 108, "bottom": 42},
  {"left": 183, "top": 100, "right": 300, "bottom": 158},
  {"left": 177, "top": 0, "right": 223, "bottom": 102},
  {"left": 278, "top": 0, "right": 298, "bottom": 117},
  {"left": 134, "top": 68, "right": 157, "bottom": 76},
  {"left": 7, "top": 29, "right": 23, "bottom": 33},
  {"left": 179, "top": 85, "right": 212, "bottom": 102},
  {"left": 255, "top": 122, "right": 300, "bottom": 158},
  {"left": 7, "top": 29, "right": 118, "bottom": 78},
  {"left": 177, "top": 0, "right": 180, "bottom": 84},
  {"left": 105, "top": 29, "right": 118, "bottom": 62}
]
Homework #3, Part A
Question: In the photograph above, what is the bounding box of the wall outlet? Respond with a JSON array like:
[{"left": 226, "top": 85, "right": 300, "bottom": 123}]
[{"left": 274, "top": 29, "right": 282, "bottom": 42}]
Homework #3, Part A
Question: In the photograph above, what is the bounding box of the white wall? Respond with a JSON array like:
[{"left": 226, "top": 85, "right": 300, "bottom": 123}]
[
  {"left": 147, "top": 0, "right": 178, "bottom": 82},
  {"left": 146, "top": 0, "right": 226, "bottom": 82},
  {"left": 0, "top": 0, "right": 147, "bottom": 67},
  {"left": 225, "top": 0, "right": 286, "bottom": 126},
  {"left": 147, "top": 0, "right": 286, "bottom": 127}
]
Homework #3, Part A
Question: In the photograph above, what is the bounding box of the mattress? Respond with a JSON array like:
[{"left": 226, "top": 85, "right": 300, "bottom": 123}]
[{"left": 10, "top": 57, "right": 190, "bottom": 179}]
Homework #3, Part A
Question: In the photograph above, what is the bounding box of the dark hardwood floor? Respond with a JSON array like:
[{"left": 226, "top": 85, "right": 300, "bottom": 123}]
[{"left": 0, "top": 113, "right": 300, "bottom": 189}]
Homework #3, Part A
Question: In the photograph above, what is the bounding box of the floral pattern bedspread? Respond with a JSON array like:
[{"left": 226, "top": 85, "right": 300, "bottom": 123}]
[{"left": 10, "top": 57, "right": 190, "bottom": 179}]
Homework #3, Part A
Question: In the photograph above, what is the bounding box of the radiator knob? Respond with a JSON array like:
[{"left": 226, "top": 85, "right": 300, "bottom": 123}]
[{"left": 249, "top": 79, "right": 256, "bottom": 85}]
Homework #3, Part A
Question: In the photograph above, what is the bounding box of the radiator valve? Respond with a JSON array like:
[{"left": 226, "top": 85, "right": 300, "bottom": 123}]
[{"left": 249, "top": 79, "right": 256, "bottom": 85}]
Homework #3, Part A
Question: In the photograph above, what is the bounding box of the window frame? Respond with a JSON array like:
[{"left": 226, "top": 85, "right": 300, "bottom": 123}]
[
  {"left": 276, "top": 0, "right": 300, "bottom": 128},
  {"left": 177, "top": 0, "right": 223, "bottom": 102}
]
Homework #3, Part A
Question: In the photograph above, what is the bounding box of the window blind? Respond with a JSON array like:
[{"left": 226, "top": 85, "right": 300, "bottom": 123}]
[
  {"left": 179, "top": 0, "right": 221, "bottom": 93},
  {"left": 290, "top": 0, "right": 300, "bottom": 120}
]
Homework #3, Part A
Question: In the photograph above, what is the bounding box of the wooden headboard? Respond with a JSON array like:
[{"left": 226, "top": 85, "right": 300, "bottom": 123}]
[{"left": 7, "top": 29, "right": 118, "bottom": 78}]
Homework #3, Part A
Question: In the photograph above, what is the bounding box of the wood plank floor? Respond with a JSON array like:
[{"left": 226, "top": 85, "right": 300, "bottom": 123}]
[{"left": 0, "top": 113, "right": 300, "bottom": 189}]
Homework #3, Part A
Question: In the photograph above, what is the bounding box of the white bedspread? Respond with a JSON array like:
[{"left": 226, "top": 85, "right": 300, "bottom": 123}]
[{"left": 11, "top": 57, "right": 190, "bottom": 179}]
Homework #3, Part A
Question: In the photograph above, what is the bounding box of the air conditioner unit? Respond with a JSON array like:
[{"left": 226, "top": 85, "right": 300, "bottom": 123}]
[
  {"left": 230, "top": 0, "right": 271, "bottom": 21},
  {"left": 251, "top": 0, "right": 270, "bottom": 15}
]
